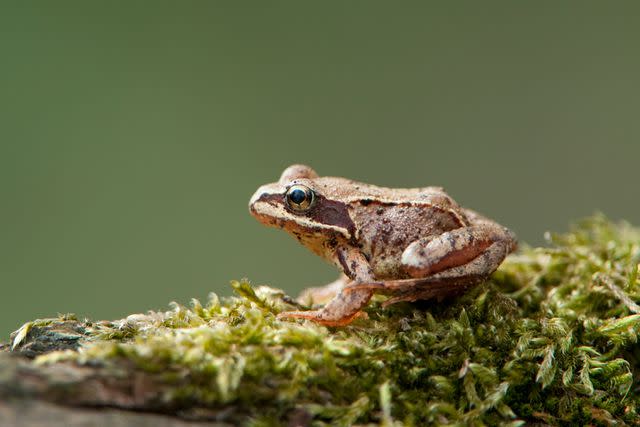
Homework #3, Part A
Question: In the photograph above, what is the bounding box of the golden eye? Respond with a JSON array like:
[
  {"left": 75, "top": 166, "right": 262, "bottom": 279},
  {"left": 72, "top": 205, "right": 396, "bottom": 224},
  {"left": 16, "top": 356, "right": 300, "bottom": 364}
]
[{"left": 285, "top": 185, "right": 315, "bottom": 212}]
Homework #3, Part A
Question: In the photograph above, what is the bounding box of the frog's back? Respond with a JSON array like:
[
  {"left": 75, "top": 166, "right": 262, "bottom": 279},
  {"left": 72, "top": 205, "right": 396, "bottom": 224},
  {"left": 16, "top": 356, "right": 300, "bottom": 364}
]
[{"left": 316, "top": 177, "right": 464, "bottom": 212}]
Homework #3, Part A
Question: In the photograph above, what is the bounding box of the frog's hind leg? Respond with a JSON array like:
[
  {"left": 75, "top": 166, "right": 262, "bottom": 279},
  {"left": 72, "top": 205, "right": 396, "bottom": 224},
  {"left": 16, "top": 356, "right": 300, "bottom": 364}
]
[
  {"left": 401, "top": 223, "right": 516, "bottom": 279},
  {"left": 343, "top": 275, "right": 483, "bottom": 307},
  {"left": 345, "top": 224, "right": 516, "bottom": 307}
]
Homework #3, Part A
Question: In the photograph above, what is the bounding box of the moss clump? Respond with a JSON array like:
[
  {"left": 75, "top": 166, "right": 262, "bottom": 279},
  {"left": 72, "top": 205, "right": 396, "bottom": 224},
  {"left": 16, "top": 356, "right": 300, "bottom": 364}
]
[{"left": 20, "top": 215, "right": 640, "bottom": 425}]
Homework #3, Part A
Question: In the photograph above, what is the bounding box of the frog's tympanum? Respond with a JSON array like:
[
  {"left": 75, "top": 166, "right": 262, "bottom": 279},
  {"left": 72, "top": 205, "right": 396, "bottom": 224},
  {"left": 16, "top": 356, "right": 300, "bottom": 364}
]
[{"left": 249, "top": 165, "right": 517, "bottom": 326}]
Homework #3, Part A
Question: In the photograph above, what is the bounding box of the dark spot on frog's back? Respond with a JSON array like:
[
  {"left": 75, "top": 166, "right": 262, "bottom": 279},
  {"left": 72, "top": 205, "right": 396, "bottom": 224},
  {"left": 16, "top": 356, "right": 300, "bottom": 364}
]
[{"left": 307, "top": 196, "right": 356, "bottom": 237}]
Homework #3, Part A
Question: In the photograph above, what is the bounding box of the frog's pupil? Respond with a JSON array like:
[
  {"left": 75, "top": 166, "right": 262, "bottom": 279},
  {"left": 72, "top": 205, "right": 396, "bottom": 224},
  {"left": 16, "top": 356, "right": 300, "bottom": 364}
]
[{"left": 289, "top": 189, "right": 306, "bottom": 204}]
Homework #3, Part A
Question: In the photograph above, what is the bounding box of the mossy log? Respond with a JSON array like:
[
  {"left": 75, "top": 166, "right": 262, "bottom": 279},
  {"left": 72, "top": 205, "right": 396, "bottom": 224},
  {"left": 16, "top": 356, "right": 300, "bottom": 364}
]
[
  {"left": 2, "top": 215, "right": 640, "bottom": 426},
  {"left": 0, "top": 320, "right": 232, "bottom": 426}
]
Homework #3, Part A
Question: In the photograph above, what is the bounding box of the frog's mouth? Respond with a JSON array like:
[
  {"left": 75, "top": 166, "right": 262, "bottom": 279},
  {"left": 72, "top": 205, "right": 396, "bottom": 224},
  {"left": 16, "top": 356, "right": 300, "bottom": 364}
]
[{"left": 249, "top": 185, "right": 286, "bottom": 226}]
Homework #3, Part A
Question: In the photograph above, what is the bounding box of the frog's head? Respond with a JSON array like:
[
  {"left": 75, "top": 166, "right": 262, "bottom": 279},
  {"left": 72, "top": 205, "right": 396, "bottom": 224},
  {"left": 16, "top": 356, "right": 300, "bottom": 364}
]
[{"left": 249, "top": 165, "right": 356, "bottom": 253}]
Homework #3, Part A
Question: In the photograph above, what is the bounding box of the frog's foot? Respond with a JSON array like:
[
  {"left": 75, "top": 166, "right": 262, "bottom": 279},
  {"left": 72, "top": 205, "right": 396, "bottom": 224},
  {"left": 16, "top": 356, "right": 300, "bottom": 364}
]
[
  {"left": 276, "top": 309, "right": 367, "bottom": 326},
  {"left": 297, "top": 274, "right": 349, "bottom": 306},
  {"left": 277, "top": 286, "right": 373, "bottom": 326}
]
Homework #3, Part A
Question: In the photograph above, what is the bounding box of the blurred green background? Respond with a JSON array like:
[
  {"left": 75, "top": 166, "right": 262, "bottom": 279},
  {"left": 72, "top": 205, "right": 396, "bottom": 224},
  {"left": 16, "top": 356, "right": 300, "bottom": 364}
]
[{"left": 1, "top": 3, "right": 639, "bottom": 335}]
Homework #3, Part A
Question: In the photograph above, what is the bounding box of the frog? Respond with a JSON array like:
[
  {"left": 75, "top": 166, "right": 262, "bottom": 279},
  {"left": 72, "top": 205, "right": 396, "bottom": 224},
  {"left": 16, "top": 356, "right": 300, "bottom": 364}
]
[{"left": 249, "top": 164, "right": 517, "bottom": 326}]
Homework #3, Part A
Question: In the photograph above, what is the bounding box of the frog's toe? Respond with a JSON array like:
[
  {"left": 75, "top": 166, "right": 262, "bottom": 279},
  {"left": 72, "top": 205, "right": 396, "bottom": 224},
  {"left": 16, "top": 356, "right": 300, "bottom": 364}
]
[
  {"left": 276, "top": 310, "right": 364, "bottom": 326},
  {"left": 342, "top": 281, "right": 388, "bottom": 293},
  {"left": 276, "top": 310, "right": 317, "bottom": 321}
]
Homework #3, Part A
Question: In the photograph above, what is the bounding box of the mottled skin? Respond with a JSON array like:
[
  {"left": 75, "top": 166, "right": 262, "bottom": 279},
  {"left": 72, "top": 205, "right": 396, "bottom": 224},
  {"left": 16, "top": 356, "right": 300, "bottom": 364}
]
[{"left": 249, "top": 165, "right": 517, "bottom": 326}]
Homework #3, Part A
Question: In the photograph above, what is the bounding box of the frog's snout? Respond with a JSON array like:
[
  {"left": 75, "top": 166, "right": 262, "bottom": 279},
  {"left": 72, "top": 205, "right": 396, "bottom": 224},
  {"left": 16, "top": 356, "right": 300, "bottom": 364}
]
[
  {"left": 249, "top": 183, "right": 283, "bottom": 225},
  {"left": 248, "top": 190, "right": 265, "bottom": 218},
  {"left": 249, "top": 185, "right": 271, "bottom": 211}
]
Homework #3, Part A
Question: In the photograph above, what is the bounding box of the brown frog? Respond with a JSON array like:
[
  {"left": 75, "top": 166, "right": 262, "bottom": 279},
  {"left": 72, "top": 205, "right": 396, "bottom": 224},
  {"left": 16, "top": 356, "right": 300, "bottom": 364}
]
[{"left": 249, "top": 164, "right": 517, "bottom": 326}]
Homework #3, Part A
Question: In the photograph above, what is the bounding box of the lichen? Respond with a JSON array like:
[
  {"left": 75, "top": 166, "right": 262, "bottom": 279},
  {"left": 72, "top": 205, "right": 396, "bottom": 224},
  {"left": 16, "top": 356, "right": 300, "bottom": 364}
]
[{"left": 20, "top": 215, "right": 640, "bottom": 425}]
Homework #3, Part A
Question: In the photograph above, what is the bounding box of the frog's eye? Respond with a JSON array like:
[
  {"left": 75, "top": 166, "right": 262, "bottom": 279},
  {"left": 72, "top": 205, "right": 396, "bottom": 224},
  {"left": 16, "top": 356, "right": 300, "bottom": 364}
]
[{"left": 285, "top": 185, "right": 315, "bottom": 212}]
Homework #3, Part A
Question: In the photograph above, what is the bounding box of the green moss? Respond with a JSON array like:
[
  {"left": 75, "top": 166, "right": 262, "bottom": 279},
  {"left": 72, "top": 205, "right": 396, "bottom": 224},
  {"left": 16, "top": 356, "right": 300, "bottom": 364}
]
[{"left": 26, "top": 215, "right": 640, "bottom": 425}]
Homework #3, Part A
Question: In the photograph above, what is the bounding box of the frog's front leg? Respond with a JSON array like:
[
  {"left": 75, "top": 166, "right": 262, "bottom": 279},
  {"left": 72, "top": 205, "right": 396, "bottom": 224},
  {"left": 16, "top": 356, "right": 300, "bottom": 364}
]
[
  {"left": 277, "top": 248, "right": 375, "bottom": 326},
  {"left": 346, "top": 222, "right": 516, "bottom": 305}
]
